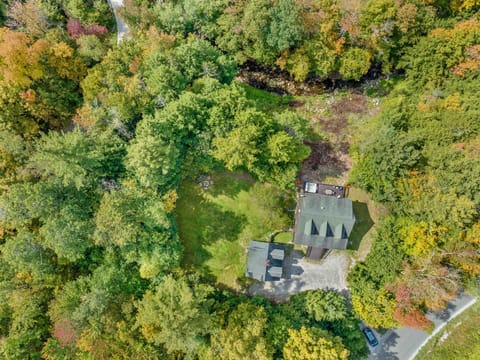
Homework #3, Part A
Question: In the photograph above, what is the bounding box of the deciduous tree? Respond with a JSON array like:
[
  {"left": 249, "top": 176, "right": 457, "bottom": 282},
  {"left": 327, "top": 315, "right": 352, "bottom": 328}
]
[
  {"left": 207, "top": 302, "right": 273, "bottom": 360},
  {"left": 283, "top": 326, "right": 349, "bottom": 360},
  {"left": 6, "top": 0, "right": 48, "bottom": 37},
  {"left": 304, "top": 290, "right": 348, "bottom": 322},
  {"left": 136, "top": 275, "right": 213, "bottom": 355},
  {"left": 351, "top": 287, "right": 398, "bottom": 329}
]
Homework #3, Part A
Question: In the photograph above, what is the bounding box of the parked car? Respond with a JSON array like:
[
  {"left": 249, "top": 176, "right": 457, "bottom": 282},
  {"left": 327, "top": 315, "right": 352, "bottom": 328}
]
[{"left": 363, "top": 327, "right": 379, "bottom": 347}]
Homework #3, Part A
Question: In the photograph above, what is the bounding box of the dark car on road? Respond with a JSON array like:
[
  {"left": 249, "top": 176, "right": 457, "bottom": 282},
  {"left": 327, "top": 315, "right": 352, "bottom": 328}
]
[{"left": 363, "top": 327, "right": 379, "bottom": 347}]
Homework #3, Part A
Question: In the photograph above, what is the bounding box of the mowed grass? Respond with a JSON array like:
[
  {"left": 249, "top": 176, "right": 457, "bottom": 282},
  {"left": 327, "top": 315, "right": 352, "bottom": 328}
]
[
  {"left": 175, "top": 172, "right": 291, "bottom": 289},
  {"left": 273, "top": 231, "right": 293, "bottom": 244},
  {"left": 415, "top": 300, "right": 480, "bottom": 360},
  {"left": 346, "top": 186, "right": 388, "bottom": 260}
]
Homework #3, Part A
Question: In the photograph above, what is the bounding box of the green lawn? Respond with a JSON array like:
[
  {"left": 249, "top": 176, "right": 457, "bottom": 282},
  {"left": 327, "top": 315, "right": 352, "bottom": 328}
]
[
  {"left": 346, "top": 186, "right": 388, "bottom": 260},
  {"left": 237, "top": 82, "right": 293, "bottom": 113},
  {"left": 415, "top": 301, "right": 480, "bottom": 360},
  {"left": 175, "top": 172, "right": 291, "bottom": 289},
  {"left": 273, "top": 231, "right": 293, "bottom": 244}
]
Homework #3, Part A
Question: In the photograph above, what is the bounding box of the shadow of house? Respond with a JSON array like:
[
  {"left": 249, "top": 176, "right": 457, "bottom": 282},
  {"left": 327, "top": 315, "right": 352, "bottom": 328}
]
[
  {"left": 293, "top": 189, "right": 356, "bottom": 260},
  {"left": 246, "top": 241, "right": 286, "bottom": 281},
  {"left": 348, "top": 201, "right": 374, "bottom": 250},
  {"left": 282, "top": 247, "right": 305, "bottom": 280}
]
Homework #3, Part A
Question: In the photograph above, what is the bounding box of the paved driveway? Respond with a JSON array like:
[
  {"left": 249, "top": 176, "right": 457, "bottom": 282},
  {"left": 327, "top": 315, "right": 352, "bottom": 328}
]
[
  {"left": 248, "top": 249, "right": 350, "bottom": 301},
  {"left": 368, "top": 293, "right": 476, "bottom": 360}
]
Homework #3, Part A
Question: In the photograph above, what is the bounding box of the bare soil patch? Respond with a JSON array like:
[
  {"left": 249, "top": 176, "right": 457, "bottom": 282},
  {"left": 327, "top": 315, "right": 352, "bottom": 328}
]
[
  {"left": 299, "top": 92, "right": 370, "bottom": 184},
  {"left": 301, "top": 141, "right": 348, "bottom": 184},
  {"left": 331, "top": 93, "right": 368, "bottom": 115},
  {"left": 289, "top": 99, "right": 305, "bottom": 108}
]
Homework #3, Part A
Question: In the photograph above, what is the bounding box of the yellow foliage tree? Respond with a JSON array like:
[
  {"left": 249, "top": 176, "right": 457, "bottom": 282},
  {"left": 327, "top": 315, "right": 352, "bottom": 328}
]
[
  {"left": 401, "top": 221, "right": 447, "bottom": 257},
  {"left": 162, "top": 189, "right": 178, "bottom": 213},
  {"left": 442, "top": 93, "right": 462, "bottom": 110},
  {"left": 283, "top": 326, "right": 349, "bottom": 360},
  {"left": 48, "top": 42, "right": 87, "bottom": 82},
  {"left": 465, "top": 222, "right": 480, "bottom": 244},
  {"left": 351, "top": 288, "right": 398, "bottom": 329},
  {"left": 450, "top": 0, "right": 480, "bottom": 11},
  {"left": 0, "top": 28, "right": 48, "bottom": 87},
  {"left": 207, "top": 303, "right": 273, "bottom": 360}
]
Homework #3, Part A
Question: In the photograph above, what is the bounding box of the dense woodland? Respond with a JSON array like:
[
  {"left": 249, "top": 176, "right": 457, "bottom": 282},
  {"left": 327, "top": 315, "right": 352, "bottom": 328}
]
[{"left": 0, "top": 0, "right": 479, "bottom": 359}]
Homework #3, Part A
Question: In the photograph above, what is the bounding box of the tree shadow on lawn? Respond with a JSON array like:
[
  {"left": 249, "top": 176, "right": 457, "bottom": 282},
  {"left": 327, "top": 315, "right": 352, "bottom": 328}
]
[
  {"left": 177, "top": 192, "right": 247, "bottom": 281},
  {"left": 348, "top": 201, "right": 374, "bottom": 251}
]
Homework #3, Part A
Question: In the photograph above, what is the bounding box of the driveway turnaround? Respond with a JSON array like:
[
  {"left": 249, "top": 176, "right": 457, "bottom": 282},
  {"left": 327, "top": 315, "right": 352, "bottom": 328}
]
[
  {"left": 248, "top": 250, "right": 350, "bottom": 301},
  {"left": 107, "top": 0, "right": 129, "bottom": 43},
  {"left": 368, "top": 293, "right": 476, "bottom": 360}
]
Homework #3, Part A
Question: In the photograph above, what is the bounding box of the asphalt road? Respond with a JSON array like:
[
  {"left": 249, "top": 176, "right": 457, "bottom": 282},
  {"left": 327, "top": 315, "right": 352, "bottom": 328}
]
[
  {"left": 368, "top": 293, "right": 476, "bottom": 360},
  {"left": 107, "top": 0, "right": 129, "bottom": 43}
]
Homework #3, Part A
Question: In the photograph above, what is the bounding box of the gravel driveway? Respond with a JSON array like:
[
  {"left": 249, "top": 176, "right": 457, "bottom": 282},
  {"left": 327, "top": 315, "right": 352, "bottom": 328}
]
[{"left": 248, "top": 248, "right": 351, "bottom": 301}]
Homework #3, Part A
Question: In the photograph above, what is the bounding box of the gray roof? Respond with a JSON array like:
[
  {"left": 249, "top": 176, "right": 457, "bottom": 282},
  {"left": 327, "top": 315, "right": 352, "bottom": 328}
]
[
  {"left": 245, "top": 241, "right": 285, "bottom": 281},
  {"left": 268, "top": 266, "right": 283, "bottom": 278},
  {"left": 270, "top": 249, "right": 285, "bottom": 260},
  {"left": 294, "top": 194, "right": 355, "bottom": 250}
]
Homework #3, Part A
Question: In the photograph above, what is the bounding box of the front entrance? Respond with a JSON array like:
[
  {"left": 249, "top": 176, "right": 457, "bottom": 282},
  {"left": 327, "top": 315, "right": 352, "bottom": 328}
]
[{"left": 305, "top": 246, "right": 328, "bottom": 260}]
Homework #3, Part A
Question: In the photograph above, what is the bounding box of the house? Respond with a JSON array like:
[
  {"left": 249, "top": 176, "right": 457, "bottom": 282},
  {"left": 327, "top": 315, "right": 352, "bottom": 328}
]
[
  {"left": 294, "top": 184, "right": 355, "bottom": 260},
  {"left": 245, "top": 240, "right": 285, "bottom": 281}
]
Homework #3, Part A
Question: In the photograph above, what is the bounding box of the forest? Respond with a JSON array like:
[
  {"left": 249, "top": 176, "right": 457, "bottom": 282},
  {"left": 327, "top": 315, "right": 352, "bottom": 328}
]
[{"left": 0, "top": 0, "right": 479, "bottom": 359}]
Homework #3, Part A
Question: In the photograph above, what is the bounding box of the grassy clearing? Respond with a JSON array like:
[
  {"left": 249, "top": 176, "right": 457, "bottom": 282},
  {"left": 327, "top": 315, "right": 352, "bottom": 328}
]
[
  {"left": 347, "top": 187, "right": 388, "bottom": 260},
  {"left": 415, "top": 301, "right": 480, "bottom": 360},
  {"left": 237, "top": 82, "right": 293, "bottom": 113},
  {"left": 175, "top": 171, "right": 291, "bottom": 289},
  {"left": 273, "top": 231, "right": 293, "bottom": 244}
]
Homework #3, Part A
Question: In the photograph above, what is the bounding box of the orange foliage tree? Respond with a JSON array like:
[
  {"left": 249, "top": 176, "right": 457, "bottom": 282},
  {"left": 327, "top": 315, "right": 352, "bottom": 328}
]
[{"left": 0, "top": 28, "right": 86, "bottom": 135}]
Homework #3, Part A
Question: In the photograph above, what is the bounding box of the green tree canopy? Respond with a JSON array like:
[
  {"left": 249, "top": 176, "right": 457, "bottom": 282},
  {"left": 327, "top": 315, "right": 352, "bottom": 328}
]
[
  {"left": 207, "top": 302, "right": 273, "bottom": 360},
  {"left": 136, "top": 275, "right": 213, "bottom": 355},
  {"left": 304, "top": 290, "right": 348, "bottom": 322}
]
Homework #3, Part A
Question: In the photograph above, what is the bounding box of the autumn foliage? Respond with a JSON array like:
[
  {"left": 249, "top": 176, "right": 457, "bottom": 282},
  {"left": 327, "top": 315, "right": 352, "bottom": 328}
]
[
  {"left": 391, "top": 284, "right": 432, "bottom": 330},
  {"left": 0, "top": 28, "right": 48, "bottom": 87},
  {"left": 67, "top": 19, "right": 107, "bottom": 40},
  {"left": 1, "top": 0, "right": 480, "bottom": 358},
  {"left": 53, "top": 319, "right": 79, "bottom": 346},
  {"left": 393, "top": 306, "right": 432, "bottom": 330}
]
